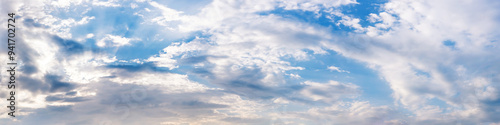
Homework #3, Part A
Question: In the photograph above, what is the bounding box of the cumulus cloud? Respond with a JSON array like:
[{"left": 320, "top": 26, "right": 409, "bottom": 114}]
[
  {"left": 97, "top": 34, "right": 138, "bottom": 47},
  {"left": 327, "top": 65, "right": 350, "bottom": 73}
]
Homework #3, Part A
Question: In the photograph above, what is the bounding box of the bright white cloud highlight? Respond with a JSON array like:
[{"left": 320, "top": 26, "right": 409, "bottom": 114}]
[{"left": 327, "top": 65, "right": 350, "bottom": 73}]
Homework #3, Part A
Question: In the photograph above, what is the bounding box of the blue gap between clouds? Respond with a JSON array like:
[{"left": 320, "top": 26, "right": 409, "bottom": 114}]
[
  {"left": 258, "top": 0, "right": 388, "bottom": 34},
  {"left": 258, "top": 8, "right": 358, "bottom": 32},
  {"left": 443, "top": 40, "right": 456, "bottom": 49},
  {"left": 283, "top": 49, "right": 394, "bottom": 106},
  {"left": 340, "top": 0, "right": 388, "bottom": 27}
]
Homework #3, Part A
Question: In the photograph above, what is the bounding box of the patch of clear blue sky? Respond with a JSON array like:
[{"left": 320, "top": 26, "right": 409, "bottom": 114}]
[
  {"left": 283, "top": 49, "right": 394, "bottom": 106},
  {"left": 443, "top": 40, "right": 457, "bottom": 49}
]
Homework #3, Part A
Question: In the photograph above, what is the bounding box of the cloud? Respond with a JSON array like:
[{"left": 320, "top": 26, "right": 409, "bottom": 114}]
[
  {"left": 97, "top": 34, "right": 138, "bottom": 47},
  {"left": 50, "top": 0, "right": 85, "bottom": 8},
  {"left": 44, "top": 74, "right": 77, "bottom": 92},
  {"left": 86, "top": 33, "right": 94, "bottom": 38},
  {"left": 92, "top": 0, "right": 121, "bottom": 7},
  {"left": 327, "top": 65, "right": 350, "bottom": 73},
  {"left": 278, "top": 0, "right": 358, "bottom": 11},
  {"left": 297, "top": 101, "right": 405, "bottom": 125},
  {"left": 14, "top": 76, "right": 275, "bottom": 125},
  {"left": 300, "top": 80, "right": 359, "bottom": 102}
]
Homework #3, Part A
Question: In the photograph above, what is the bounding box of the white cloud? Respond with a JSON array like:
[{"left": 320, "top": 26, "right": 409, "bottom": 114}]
[
  {"left": 92, "top": 0, "right": 120, "bottom": 7},
  {"left": 278, "top": 0, "right": 358, "bottom": 12},
  {"left": 273, "top": 97, "right": 290, "bottom": 104},
  {"left": 338, "top": 15, "right": 364, "bottom": 32},
  {"left": 327, "top": 65, "right": 350, "bottom": 73},
  {"left": 130, "top": 3, "right": 138, "bottom": 9},
  {"left": 108, "top": 72, "right": 213, "bottom": 94},
  {"left": 97, "top": 34, "right": 138, "bottom": 47},
  {"left": 86, "top": 33, "right": 94, "bottom": 38},
  {"left": 289, "top": 73, "right": 302, "bottom": 79},
  {"left": 147, "top": 37, "right": 211, "bottom": 69},
  {"left": 277, "top": 101, "right": 405, "bottom": 125},
  {"left": 50, "top": 0, "right": 84, "bottom": 8}
]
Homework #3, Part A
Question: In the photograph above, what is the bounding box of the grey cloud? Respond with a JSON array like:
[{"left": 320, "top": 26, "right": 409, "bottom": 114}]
[
  {"left": 45, "top": 95, "right": 89, "bottom": 102},
  {"left": 23, "top": 18, "right": 44, "bottom": 28},
  {"left": 16, "top": 78, "right": 271, "bottom": 124},
  {"left": 51, "top": 35, "right": 85, "bottom": 55},
  {"left": 44, "top": 74, "right": 76, "bottom": 92},
  {"left": 105, "top": 62, "right": 170, "bottom": 72}
]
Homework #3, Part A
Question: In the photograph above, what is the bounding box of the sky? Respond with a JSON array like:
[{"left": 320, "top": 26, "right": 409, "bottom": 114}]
[{"left": 0, "top": 0, "right": 500, "bottom": 124}]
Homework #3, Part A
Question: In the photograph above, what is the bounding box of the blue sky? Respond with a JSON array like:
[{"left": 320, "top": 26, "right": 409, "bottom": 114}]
[{"left": 1, "top": 0, "right": 500, "bottom": 124}]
